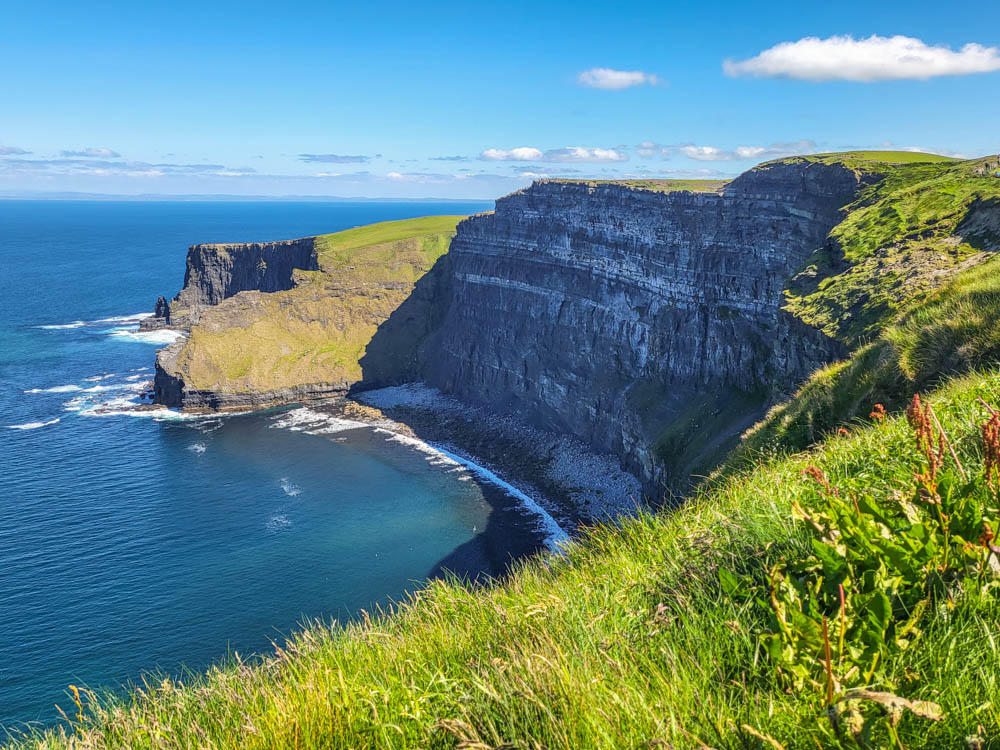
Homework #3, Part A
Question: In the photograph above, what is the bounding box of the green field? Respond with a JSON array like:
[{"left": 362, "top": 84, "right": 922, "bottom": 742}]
[
  {"left": 782, "top": 150, "right": 962, "bottom": 166},
  {"left": 545, "top": 177, "right": 731, "bottom": 193}
]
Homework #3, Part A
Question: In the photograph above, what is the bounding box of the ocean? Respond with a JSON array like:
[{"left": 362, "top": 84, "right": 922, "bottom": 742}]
[{"left": 0, "top": 199, "right": 544, "bottom": 729}]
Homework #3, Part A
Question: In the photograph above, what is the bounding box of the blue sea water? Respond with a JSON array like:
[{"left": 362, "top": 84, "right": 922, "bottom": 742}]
[{"left": 0, "top": 199, "right": 542, "bottom": 730}]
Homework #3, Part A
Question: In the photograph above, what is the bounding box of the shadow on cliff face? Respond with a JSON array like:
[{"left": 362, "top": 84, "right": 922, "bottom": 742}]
[
  {"left": 352, "top": 254, "right": 453, "bottom": 389},
  {"left": 425, "top": 480, "right": 548, "bottom": 584}
]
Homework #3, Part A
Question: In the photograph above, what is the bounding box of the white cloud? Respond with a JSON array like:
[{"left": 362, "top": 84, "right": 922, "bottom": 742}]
[
  {"left": 386, "top": 171, "right": 404, "bottom": 179},
  {"left": 544, "top": 147, "right": 627, "bottom": 163},
  {"left": 578, "top": 68, "right": 661, "bottom": 90},
  {"left": 724, "top": 35, "right": 1000, "bottom": 82},
  {"left": 680, "top": 140, "right": 818, "bottom": 161},
  {"left": 480, "top": 146, "right": 627, "bottom": 163},
  {"left": 519, "top": 171, "right": 550, "bottom": 179},
  {"left": 480, "top": 147, "right": 544, "bottom": 161},
  {"left": 0, "top": 145, "right": 30, "bottom": 155},
  {"left": 60, "top": 147, "right": 121, "bottom": 157},
  {"left": 636, "top": 141, "right": 672, "bottom": 158}
]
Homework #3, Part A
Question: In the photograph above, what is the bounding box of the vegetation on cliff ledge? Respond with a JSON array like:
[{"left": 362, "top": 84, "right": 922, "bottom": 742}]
[
  {"left": 166, "top": 216, "right": 464, "bottom": 396},
  {"left": 783, "top": 154, "right": 999, "bottom": 344}
]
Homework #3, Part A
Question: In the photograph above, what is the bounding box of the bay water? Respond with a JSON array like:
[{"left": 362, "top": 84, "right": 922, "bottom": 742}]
[{"left": 0, "top": 199, "right": 544, "bottom": 729}]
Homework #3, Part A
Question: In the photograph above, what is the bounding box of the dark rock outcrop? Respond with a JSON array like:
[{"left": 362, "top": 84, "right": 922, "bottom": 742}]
[
  {"left": 415, "top": 162, "right": 861, "bottom": 492},
  {"left": 141, "top": 238, "right": 318, "bottom": 330}
]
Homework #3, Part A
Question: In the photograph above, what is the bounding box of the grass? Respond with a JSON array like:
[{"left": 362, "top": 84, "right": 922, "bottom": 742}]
[
  {"left": 732, "top": 254, "right": 1000, "bottom": 466},
  {"left": 785, "top": 150, "right": 962, "bottom": 166},
  {"left": 10, "top": 369, "right": 1000, "bottom": 749},
  {"left": 782, "top": 156, "right": 1000, "bottom": 344},
  {"left": 314, "top": 215, "right": 468, "bottom": 266},
  {"left": 167, "top": 216, "right": 463, "bottom": 393}
]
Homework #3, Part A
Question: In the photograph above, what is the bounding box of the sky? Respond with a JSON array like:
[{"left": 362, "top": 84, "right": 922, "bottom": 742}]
[{"left": 2, "top": 0, "right": 1000, "bottom": 199}]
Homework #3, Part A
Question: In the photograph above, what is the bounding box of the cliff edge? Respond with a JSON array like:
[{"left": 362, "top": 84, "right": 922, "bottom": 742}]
[{"left": 145, "top": 152, "right": 1000, "bottom": 499}]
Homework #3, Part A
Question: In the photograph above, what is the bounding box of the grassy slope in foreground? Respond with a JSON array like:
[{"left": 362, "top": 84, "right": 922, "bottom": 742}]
[
  {"left": 15, "top": 371, "right": 1000, "bottom": 749},
  {"left": 168, "top": 216, "right": 464, "bottom": 396}
]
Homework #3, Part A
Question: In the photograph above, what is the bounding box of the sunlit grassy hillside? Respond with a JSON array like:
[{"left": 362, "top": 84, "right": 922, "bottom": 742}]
[{"left": 167, "top": 216, "right": 463, "bottom": 397}]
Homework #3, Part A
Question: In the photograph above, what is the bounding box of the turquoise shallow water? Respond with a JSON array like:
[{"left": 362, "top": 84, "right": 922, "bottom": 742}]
[{"left": 0, "top": 200, "right": 543, "bottom": 729}]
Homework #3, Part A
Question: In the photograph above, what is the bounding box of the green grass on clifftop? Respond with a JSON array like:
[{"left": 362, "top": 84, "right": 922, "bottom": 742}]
[
  {"left": 12, "top": 369, "right": 1000, "bottom": 749},
  {"left": 783, "top": 155, "right": 1000, "bottom": 344},
  {"left": 315, "top": 215, "right": 468, "bottom": 267},
  {"left": 789, "top": 150, "right": 961, "bottom": 166},
  {"left": 169, "top": 216, "right": 464, "bottom": 395},
  {"left": 545, "top": 178, "right": 730, "bottom": 193}
]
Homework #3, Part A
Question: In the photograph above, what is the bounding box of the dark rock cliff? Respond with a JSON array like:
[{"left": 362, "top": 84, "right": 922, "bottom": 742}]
[
  {"left": 141, "top": 237, "right": 318, "bottom": 329},
  {"left": 148, "top": 161, "right": 869, "bottom": 497},
  {"left": 415, "top": 162, "right": 862, "bottom": 493}
]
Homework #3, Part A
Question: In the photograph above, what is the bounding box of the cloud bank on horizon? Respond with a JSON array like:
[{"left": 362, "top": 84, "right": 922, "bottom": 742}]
[
  {"left": 480, "top": 147, "right": 629, "bottom": 163},
  {"left": 2, "top": 14, "right": 997, "bottom": 200},
  {"left": 725, "top": 34, "right": 1000, "bottom": 82}
]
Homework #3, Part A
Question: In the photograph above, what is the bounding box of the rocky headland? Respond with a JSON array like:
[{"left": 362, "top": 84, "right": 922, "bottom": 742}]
[{"left": 143, "top": 154, "right": 999, "bottom": 512}]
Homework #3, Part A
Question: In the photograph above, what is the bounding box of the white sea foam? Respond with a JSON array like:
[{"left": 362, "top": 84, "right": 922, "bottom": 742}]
[
  {"left": 375, "top": 429, "right": 570, "bottom": 550},
  {"left": 25, "top": 384, "right": 83, "bottom": 394},
  {"left": 108, "top": 329, "right": 186, "bottom": 345},
  {"left": 83, "top": 374, "right": 119, "bottom": 382},
  {"left": 432, "top": 444, "right": 570, "bottom": 550},
  {"left": 269, "top": 407, "right": 366, "bottom": 434},
  {"left": 187, "top": 442, "right": 207, "bottom": 454},
  {"left": 8, "top": 418, "right": 60, "bottom": 430},
  {"left": 280, "top": 478, "right": 302, "bottom": 497},
  {"left": 93, "top": 312, "right": 154, "bottom": 323},
  {"left": 270, "top": 404, "right": 570, "bottom": 548},
  {"left": 36, "top": 321, "right": 86, "bottom": 330},
  {"left": 266, "top": 514, "right": 292, "bottom": 532}
]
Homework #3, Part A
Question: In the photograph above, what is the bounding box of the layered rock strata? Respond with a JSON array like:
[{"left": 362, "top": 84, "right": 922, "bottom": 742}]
[
  {"left": 418, "top": 162, "right": 860, "bottom": 490},
  {"left": 140, "top": 238, "right": 317, "bottom": 330},
  {"left": 149, "top": 161, "right": 868, "bottom": 495}
]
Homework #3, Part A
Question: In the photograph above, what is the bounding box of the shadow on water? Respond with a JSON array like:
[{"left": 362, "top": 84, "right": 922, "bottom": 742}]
[{"left": 425, "top": 480, "right": 549, "bottom": 584}]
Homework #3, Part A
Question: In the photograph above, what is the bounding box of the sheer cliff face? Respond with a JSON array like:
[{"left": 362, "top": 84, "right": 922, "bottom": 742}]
[
  {"left": 420, "top": 163, "right": 862, "bottom": 489},
  {"left": 165, "top": 238, "right": 318, "bottom": 327},
  {"left": 149, "top": 162, "right": 865, "bottom": 494}
]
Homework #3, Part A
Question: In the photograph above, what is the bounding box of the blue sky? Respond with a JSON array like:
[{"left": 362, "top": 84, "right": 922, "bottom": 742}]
[{"left": 2, "top": 0, "right": 999, "bottom": 198}]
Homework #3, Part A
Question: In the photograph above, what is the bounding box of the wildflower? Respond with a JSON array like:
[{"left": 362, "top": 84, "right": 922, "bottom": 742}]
[
  {"left": 837, "top": 427, "right": 849, "bottom": 437},
  {"left": 870, "top": 403, "right": 887, "bottom": 422},
  {"left": 982, "top": 410, "right": 1000, "bottom": 494},
  {"left": 906, "top": 394, "right": 942, "bottom": 488},
  {"left": 803, "top": 465, "right": 839, "bottom": 497}
]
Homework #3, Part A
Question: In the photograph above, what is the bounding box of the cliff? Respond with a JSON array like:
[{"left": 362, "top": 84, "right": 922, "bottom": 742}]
[
  {"left": 147, "top": 153, "right": 1000, "bottom": 497},
  {"left": 151, "top": 217, "right": 462, "bottom": 409},
  {"left": 141, "top": 237, "right": 318, "bottom": 330},
  {"left": 410, "top": 161, "right": 863, "bottom": 491}
]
